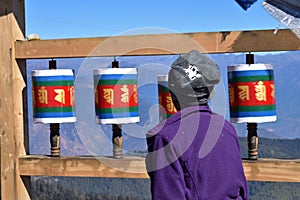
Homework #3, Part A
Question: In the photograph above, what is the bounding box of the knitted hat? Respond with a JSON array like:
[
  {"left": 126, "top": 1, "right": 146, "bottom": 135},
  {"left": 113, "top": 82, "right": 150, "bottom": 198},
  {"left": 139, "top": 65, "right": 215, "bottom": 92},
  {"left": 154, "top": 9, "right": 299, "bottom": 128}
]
[{"left": 168, "top": 50, "right": 220, "bottom": 110}]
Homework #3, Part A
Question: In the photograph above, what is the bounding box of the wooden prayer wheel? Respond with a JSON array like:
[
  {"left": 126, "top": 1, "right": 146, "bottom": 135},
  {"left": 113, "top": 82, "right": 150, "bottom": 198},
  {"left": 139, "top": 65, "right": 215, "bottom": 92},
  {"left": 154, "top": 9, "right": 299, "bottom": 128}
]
[
  {"left": 227, "top": 64, "right": 276, "bottom": 123},
  {"left": 32, "top": 68, "right": 76, "bottom": 157},
  {"left": 157, "top": 75, "right": 177, "bottom": 121},
  {"left": 93, "top": 68, "right": 140, "bottom": 124},
  {"left": 32, "top": 69, "right": 76, "bottom": 124}
]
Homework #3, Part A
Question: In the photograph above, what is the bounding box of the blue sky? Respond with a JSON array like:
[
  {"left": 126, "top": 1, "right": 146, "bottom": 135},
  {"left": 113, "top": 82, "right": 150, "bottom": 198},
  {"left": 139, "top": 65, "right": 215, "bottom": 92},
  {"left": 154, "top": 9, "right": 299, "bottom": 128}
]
[
  {"left": 25, "top": 1, "right": 300, "bottom": 155},
  {"left": 25, "top": 0, "right": 281, "bottom": 39}
]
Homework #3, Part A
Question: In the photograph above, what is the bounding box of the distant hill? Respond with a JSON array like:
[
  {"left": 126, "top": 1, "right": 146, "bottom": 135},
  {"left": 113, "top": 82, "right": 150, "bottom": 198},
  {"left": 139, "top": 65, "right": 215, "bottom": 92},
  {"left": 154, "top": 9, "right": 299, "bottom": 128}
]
[{"left": 239, "top": 137, "right": 300, "bottom": 159}]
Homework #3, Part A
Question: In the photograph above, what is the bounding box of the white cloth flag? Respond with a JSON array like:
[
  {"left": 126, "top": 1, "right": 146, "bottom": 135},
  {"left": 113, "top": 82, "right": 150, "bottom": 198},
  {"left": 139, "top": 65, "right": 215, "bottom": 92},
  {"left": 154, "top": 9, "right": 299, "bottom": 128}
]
[{"left": 263, "top": 0, "right": 300, "bottom": 38}]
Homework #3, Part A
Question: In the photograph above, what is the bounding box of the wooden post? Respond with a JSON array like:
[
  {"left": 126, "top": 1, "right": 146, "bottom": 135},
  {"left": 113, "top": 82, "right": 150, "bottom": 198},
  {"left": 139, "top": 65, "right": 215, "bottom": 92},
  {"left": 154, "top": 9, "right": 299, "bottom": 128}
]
[
  {"left": 112, "top": 124, "right": 123, "bottom": 158},
  {"left": 0, "top": 0, "right": 30, "bottom": 199},
  {"left": 246, "top": 53, "right": 258, "bottom": 160}
]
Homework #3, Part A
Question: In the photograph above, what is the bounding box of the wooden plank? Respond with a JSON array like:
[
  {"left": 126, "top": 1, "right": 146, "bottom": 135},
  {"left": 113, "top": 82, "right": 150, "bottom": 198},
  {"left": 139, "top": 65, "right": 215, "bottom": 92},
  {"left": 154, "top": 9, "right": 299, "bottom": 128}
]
[
  {"left": 15, "top": 29, "right": 300, "bottom": 59},
  {"left": 19, "top": 156, "right": 300, "bottom": 182},
  {"left": 0, "top": 1, "right": 30, "bottom": 200},
  {"left": 243, "top": 158, "right": 300, "bottom": 182},
  {"left": 19, "top": 155, "right": 149, "bottom": 179}
]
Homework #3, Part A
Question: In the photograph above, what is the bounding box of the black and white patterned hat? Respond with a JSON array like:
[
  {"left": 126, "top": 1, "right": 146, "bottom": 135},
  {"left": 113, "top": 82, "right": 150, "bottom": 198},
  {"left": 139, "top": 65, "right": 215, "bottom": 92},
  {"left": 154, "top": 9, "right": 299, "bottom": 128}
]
[{"left": 168, "top": 50, "right": 220, "bottom": 109}]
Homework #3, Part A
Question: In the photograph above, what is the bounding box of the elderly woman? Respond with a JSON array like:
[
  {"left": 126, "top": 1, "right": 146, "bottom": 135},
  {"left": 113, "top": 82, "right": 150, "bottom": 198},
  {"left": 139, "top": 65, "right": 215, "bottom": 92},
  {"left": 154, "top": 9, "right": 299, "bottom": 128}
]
[{"left": 146, "top": 50, "right": 248, "bottom": 200}]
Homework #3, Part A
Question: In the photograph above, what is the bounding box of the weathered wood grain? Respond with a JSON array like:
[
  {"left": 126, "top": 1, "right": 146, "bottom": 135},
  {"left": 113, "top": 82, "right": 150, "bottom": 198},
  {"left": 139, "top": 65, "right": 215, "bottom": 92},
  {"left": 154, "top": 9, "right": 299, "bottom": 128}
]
[
  {"left": 0, "top": 1, "right": 30, "bottom": 199},
  {"left": 14, "top": 29, "right": 300, "bottom": 59},
  {"left": 19, "top": 156, "right": 300, "bottom": 182}
]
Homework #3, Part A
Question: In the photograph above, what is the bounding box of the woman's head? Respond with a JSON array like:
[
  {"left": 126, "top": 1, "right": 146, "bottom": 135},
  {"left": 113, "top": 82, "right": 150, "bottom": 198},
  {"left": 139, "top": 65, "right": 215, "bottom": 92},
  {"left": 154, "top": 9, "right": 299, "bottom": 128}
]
[{"left": 168, "top": 50, "right": 220, "bottom": 110}]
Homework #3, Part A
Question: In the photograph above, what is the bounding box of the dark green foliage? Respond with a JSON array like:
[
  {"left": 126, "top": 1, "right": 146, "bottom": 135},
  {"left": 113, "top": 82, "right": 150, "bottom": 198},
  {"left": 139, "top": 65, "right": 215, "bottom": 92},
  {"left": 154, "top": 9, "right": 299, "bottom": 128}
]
[
  {"left": 248, "top": 182, "right": 300, "bottom": 200},
  {"left": 30, "top": 177, "right": 151, "bottom": 200}
]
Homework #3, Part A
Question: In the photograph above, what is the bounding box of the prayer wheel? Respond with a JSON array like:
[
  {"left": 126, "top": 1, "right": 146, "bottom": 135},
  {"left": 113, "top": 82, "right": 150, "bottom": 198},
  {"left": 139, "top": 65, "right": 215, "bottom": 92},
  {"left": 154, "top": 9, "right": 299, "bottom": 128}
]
[
  {"left": 32, "top": 69, "right": 76, "bottom": 124},
  {"left": 93, "top": 68, "right": 140, "bottom": 125},
  {"left": 228, "top": 64, "right": 276, "bottom": 123},
  {"left": 157, "top": 75, "right": 177, "bottom": 121}
]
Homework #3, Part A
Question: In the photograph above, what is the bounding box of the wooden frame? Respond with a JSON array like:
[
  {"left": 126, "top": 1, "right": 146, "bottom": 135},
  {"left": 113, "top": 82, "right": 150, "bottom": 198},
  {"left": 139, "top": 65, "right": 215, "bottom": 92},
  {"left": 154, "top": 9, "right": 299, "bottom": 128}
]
[
  {"left": 15, "top": 28, "right": 300, "bottom": 184},
  {"left": 1, "top": 0, "right": 300, "bottom": 199},
  {"left": 15, "top": 29, "right": 300, "bottom": 59}
]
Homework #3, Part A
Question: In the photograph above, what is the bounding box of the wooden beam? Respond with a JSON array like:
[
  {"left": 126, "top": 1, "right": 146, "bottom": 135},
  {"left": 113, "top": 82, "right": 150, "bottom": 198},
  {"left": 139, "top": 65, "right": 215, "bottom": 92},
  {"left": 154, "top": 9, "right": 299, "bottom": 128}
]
[
  {"left": 243, "top": 159, "right": 300, "bottom": 182},
  {"left": 15, "top": 29, "right": 300, "bottom": 59},
  {"left": 0, "top": 1, "right": 30, "bottom": 200},
  {"left": 19, "top": 155, "right": 149, "bottom": 179},
  {"left": 19, "top": 156, "right": 300, "bottom": 182}
]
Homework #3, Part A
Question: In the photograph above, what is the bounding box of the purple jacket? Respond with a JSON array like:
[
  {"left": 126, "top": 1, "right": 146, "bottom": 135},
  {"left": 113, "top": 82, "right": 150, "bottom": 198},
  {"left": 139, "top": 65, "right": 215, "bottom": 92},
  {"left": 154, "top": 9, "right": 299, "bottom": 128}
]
[{"left": 146, "top": 106, "right": 248, "bottom": 200}]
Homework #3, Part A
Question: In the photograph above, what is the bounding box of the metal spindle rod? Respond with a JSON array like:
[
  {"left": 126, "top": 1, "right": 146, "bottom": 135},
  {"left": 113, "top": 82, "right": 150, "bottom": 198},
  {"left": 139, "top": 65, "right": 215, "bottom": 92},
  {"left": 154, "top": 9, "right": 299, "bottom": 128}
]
[
  {"left": 246, "top": 53, "right": 258, "bottom": 160},
  {"left": 49, "top": 59, "right": 61, "bottom": 157},
  {"left": 112, "top": 58, "right": 123, "bottom": 158}
]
